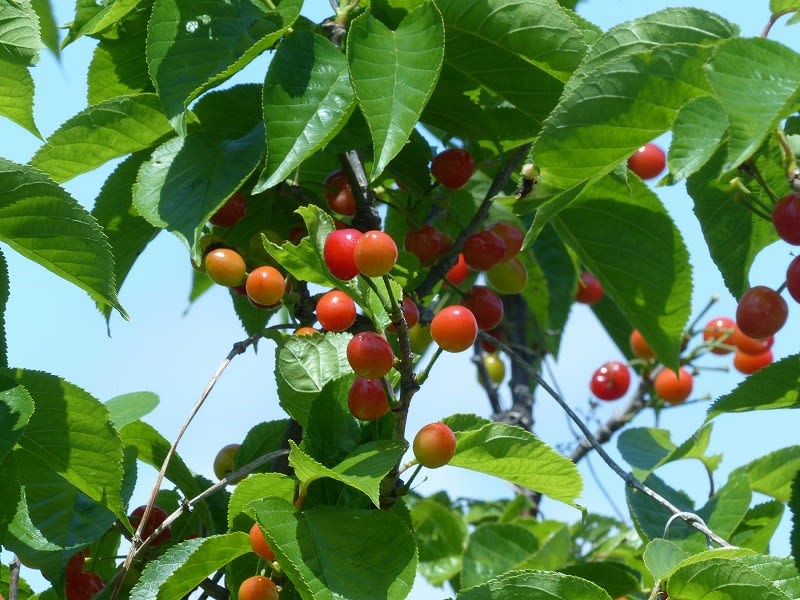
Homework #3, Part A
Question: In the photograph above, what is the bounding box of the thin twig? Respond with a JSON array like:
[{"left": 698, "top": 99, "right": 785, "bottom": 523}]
[{"left": 9, "top": 556, "right": 20, "bottom": 600}]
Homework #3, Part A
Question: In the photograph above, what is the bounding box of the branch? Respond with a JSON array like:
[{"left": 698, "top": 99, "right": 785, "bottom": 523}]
[
  {"left": 340, "top": 151, "right": 381, "bottom": 232},
  {"left": 9, "top": 556, "right": 20, "bottom": 600}
]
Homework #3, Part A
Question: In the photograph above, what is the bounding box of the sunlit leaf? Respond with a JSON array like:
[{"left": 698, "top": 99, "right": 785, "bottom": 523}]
[{"left": 0, "top": 57, "right": 39, "bottom": 137}]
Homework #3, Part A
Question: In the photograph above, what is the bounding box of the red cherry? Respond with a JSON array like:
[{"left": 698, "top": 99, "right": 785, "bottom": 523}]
[
  {"left": 735, "top": 285, "right": 788, "bottom": 339},
  {"left": 347, "top": 331, "right": 394, "bottom": 378},
  {"left": 348, "top": 377, "right": 390, "bottom": 420},
  {"left": 589, "top": 360, "right": 630, "bottom": 401},
  {"left": 575, "top": 271, "right": 604, "bottom": 305},
  {"left": 464, "top": 286, "right": 504, "bottom": 331},
  {"left": 430, "top": 305, "right": 478, "bottom": 352},
  {"left": 66, "top": 549, "right": 88, "bottom": 579},
  {"left": 324, "top": 169, "right": 356, "bottom": 216},
  {"left": 733, "top": 349, "right": 773, "bottom": 374},
  {"left": 489, "top": 221, "right": 524, "bottom": 261},
  {"left": 731, "top": 330, "right": 773, "bottom": 356},
  {"left": 413, "top": 422, "right": 457, "bottom": 468},
  {"left": 210, "top": 191, "right": 248, "bottom": 227},
  {"left": 627, "top": 143, "right": 666, "bottom": 180},
  {"left": 354, "top": 230, "right": 398, "bottom": 277},
  {"left": 388, "top": 296, "right": 420, "bottom": 332},
  {"left": 245, "top": 266, "right": 285, "bottom": 307},
  {"left": 129, "top": 505, "right": 171, "bottom": 547},
  {"left": 702, "top": 316, "right": 736, "bottom": 355},
  {"left": 65, "top": 571, "right": 105, "bottom": 600},
  {"left": 316, "top": 290, "right": 357, "bottom": 332},
  {"left": 629, "top": 329, "right": 655, "bottom": 360},
  {"left": 446, "top": 253, "right": 470, "bottom": 285},
  {"left": 404, "top": 225, "right": 442, "bottom": 265},
  {"left": 772, "top": 192, "right": 800, "bottom": 245},
  {"left": 249, "top": 522, "right": 275, "bottom": 561},
  {"left": 324, "top": 229, "right": 362, "bottom": 280},
  {"left": 463, "top": 230, "right": 506, "bottom": 271},
  {"left": 431, "top": 148, "right": 475, "bottom": 189},
  {"left": 653, "top": 367, "right": 693, "bottom": 405},
  {"left": 787, "top": 255, "right": 800, "bottom": 303}
]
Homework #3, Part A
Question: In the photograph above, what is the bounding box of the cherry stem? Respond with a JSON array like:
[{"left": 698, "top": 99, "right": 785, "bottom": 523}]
[
  {"left": 776, "top": 280, "right": 788, "bottom": 294},
  {"left": 401, "top": 463, "right": 424, "bottom": 490},
  {"left": 416, "top": 347, "right": 443, "bottom": 385},
  {"left": 740, "top": 161, "right": 778, "bottom": 205},
  {"left": 686, "top": 295, "right": 720, "bottom": 337}
]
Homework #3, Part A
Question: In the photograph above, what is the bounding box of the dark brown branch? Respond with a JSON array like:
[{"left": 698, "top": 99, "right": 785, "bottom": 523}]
[{"left": 340, "top": 151, "right": 381, "bottom": 232}]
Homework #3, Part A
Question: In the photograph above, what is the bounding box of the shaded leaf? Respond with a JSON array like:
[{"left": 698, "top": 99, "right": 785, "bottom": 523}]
[
  {"left": 227, "top": 473, "right": 294, "bottom": 529},
  {"left": 63, "top": 0, "right": 145, "bottom": 46},
  {"left": 29, "top": 0, "right": 57, "bottom": 57},
  {"left": 0, "top": 384, "right": 34, "bottom": 462},
  {"left": 730, "top": 446, "right": 800, "bottom": 502},
  {"left": 731, "top": 501, "right": 784, "bottom": 554},
  {"left": 461, "top": 523, "right": 538, "bottom": 589},
  {"left": 0, "top": 57, "right": 39, "bottom": 137},
  {"left": 88, "top": 24, "right": 154, "bottom": 105},
  {"left": 667, "top": 96, "right": 728, "bottom": 182},
  {"left": 560, "top": 562, "right": 640, "bottom": 599},
  {"left": 233, "top": 419, "right": 292, "bottom": 476},
  {"left": 456, "top": 569, "right": 613, "bottom": 600},
  {"left": 412, "top": 498, "right": 467, "bottom": 586}
]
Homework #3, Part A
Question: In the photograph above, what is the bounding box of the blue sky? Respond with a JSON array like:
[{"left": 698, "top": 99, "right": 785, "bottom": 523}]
[{"left": 1, "top": 2, "right": 798, "bottom": 599}]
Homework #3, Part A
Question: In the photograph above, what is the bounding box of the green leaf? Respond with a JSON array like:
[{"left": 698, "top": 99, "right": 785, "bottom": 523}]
[
  {"left": 88, "top": 24, "right": 155, "bottom": 105},
  {"left": 771, "top": 0, "right": 800, "bottom": 13},
  {"left": 444, "top": 415, "right": 582, "bottom": 505},
  {"left": 104, "top": 391, "right": 159, "bottom": 429},
  {"left": 553, "top": 174, "right": 691, "bottom": 369},
  {"left": 0, "top": 57, "right": 39, "bottom": 137},
  {"left": 29, "top": 0, "right": 56, "bottom": 57},
  {"left": 667, "top": 96, "right": 728, "bottom": 182},
  {"left": 411, "top": 498, "right": 467, "bottom": 586},
  {"left": 227, "top": 473, "right": 294, "bottom": 529},
  {"left": 255, "top": 31, "right": 356, "bottom": 191},
  {"left": 643, "top": 538, "right": 690, "bottom": 581},
  {"left": 0, "top": 250, "right": 8, "bottom": 368},
  {"left": 0, "top": 158, "right": 125, "bottom": 317},
  {"left": 132, "top": 85, "right": 264, "bottom": 251},
  {"left": 792, "top": 472, "right": 800, "bottom": 573},
  {"left": 461, "top": 523, "right": 542, "bottom": 589},
  {"left": 30, "top": 94, "right": 173, "bottom": 183},
  {"left": 63, "top": 0, "right": 146, "bottom": 46},
  {"left": 130, "top": 534, "right": 250, "bottom": 600},
  {"left": 250, "top": 497, "right": 417, "bottom": 600},
  {"left": 456, "top": 569, "right": 613, "bottom": 600},
  {"left": 301, "top": 375, "right": 361, "bottom": 467},
  {"left": 0, "top": 455, "right": 21, "bottom": 548},
  {"left": 10, "top": 369, "right": 127, "bottom": 522},
  {"left": 730, "top": 446, "right": 800, "bottom": 502},
  {"left": 560, "top": 562, "right": 641, "bottom": 599},
  {"left": 146, "top": 0, "right": 302, "bottom": 127},
  {"left": 348, "top": 4, "right": 444, "bottom": 179},
  {"left": 0, "top": 385, "right": 34, "bottom": 462},
  {"left": 707, "top": 38, "right": 800, "bottom": 171},
  {"left": 707, "top": 354, "right": 800, "bottom": 419},
  {"left": 290, "top": 439, "right": 406, "bottom": 507},
  {"left": 0, "top": 0, "right": 42, "bottom": 65},
  {"left": 731, "top": 501, "right": 784, "bottom": 553},
  {"left": 233, "top": 419, "right": 292, "bottom": 476}
]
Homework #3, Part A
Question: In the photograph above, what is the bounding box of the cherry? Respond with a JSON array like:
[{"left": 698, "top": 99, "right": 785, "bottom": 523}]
[
  {"left": 489, "top": 221, "right": 524, "bottom": 261},
  {"left": 249, "top": 522, "right": 275, "bottom": 561},
  {"left": 446, "top": 253, "right": 470, "bottom": 285},
  {"left": 404, "top": 225, "right": 442, "bottom": 265},
  {"left": 735, "top": 285, "right": 788, "bottom": 339},
  {"left": 732, "top": 331, "right": 773, "bottom": 356},
  {"left": 772, "top": 192, "right": 800, "bottom": 245},
  {"left": 348, "top": 377, "right": 390, "bottom": 420},
  {"left": 324, "top": 228, "right": 362, "bottom": 281},
  {"left": 65, "top": 571, "right": 105, "bottom": 600},
  {"left": 66, "top": 549, "right": 88, "bottom": 579},
  {"left": 413, "top": 422, "right": 457, "bottom": 468},
  {"left": 787, "top": 255, "right": 800, "bottom": 303},
  {"left": 464, "top": 286, "right": 504, "bottom": 331},
  {"left": 575, "top": 271, "right": 604, "bottom": 305},
  {"left": 629, "top": 329, "right": 655, "bottom": 360},
  {"left": 589, "top": 360, "right": 630, "bottom": 401},
  {"left": 294, "top": 326, "right": 319, "bottom": 336},
  {"left": 480, "top": 326, "right": 504, "bottom": 353},
  {"left": 204, "top": 248, "right": 246, "bottom": 287},
  {"left": 438, "top": 231, "right": 455, "bottom": 253},
  {"left": 129, "top": 505, "right": 171, "bottom": 546},
  {"left": 627, "top": 143, "right": 666, "bottom": 180},
  {"left": 463, "top": 230, "right": 506, "bottom": 271},
  {"left": 213, "top": 443, "right": 240, "bottom": 480},
  {"left": 239, "top": 575, "right": 279, "bottom": 600},
  {"left": 245, "top": 266, "right": 285, "bottom": 307},
  {"left": 431, "top": 148, "right": 475, "bottom": 189},
  {"left": 316, "top": 290, "right": 357, "bottom": 332},
  {"left": 430, "top": 305, "right": 478, "bottom": 352},
  {"left": 354, "top": 230, "right": 398, "bottom": 277},
  {"left": 653, "top": 367, "right": 693, "bottom": 405},
  {"left": 288, "top": 225, "right": 307, "bottom": 244},
  {"left": 486, "top": 256, "right": 527, "bottom": 294},
  {"left": 407, "top": 323, "right": 432, "bottom": 354},
  {"left": 702, "top": 316, "right": 736, "bottom": 355},
  {"left": 481, "top": 353, "right": 505, "bottom": 384},
  {"left": 209, "top": 191, "right": 248, "bottom": 227},
  {"left": 324, "top": 169, "right": 356, "bottom": 216},
  {"left": 388, "top": 296, "right": 419, "bottom": 332},
  {"left": 733, "top": 349, "right": 773, "bottom": 374},
  {"left": 347, "top": 331, "right": 394, "bottom": 378}
]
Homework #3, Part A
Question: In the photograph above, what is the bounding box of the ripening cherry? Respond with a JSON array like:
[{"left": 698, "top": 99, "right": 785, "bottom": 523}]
[
  {"left": 239, "top": 575, "right": 280, "bottom": 600},
  {"left": 129, "top": 505, "right": 171, "bottom": 547},
  {"left": 702, "top": 316, "right": 736, "bottom": 355},
  {"left": 388, "top": 296, "right": 420, "bottom": 332},
  {"left": 204, "top": 248, "right": 246, "bottom": 287},
  {"left": 294, "top": 326, "right": 319, "bottom": 336},
  {"left": 430, "top": 305, "right": 478, "bottom": 352},
  {"left": 446, "top": 253, "right": 470, "bottom": 285},
  {"left": 489, "top": 221, "right": 524, "bottom": 261},
  {"left": 324, "top": 228, "right": 362, "bottom": 280},
  {"left": 348, "top": 377, "right": 390, "bottom": 420},
  {"left": 316, "top": 290, "right": 357, "bottom": 332},
  {"left": 735, "top": 285, "right": 788, "bottom": 339},
  {"left": 732, "top": 330, "right": 773, "bottom": 356},
  {"left": 481, "top": 353, "right": 506, "bottom": 384},
  {"left": 787, "top": 255, "right": 800, "bottom": 303},
  {"left": 324, "top": 169, "right": 356, "bottom": 216},
  {"left": 354, "top": 230, "right": 398, "bottom": 277},
  {"left": 413, "top": 422, "right": 457, "bottom": 468},
  {"left": 733, "top": 349, "right": 773, "bottom": 374},
  {"left": 464, "top": 286, "right": 504, "bottom": 331},
  {"left": 347, "top": 331, "right": 394, "bottom": 378},
  {"left": 463, "top": 230, "right": 506, "bottom": 271},
  {"left": 249, "top": 522, "right": 275, "bottom": 561},
  {"left": 772, "top": 192, "right": 800, "bottom": 245},
  {"left": 629, "top": 329, "right": 655, "bottom": 360},
  {"left": 589, "top": 360, "right": 631, "bottom": 401},
  {"left": 627, "top": 143, "right": 666, "bottom": 180},
  {"left": 245, "top": 266, "right": 285, "bottom": 307},
  {"left": 404, "top": 225, "right": 443, "bottom": 265},
  {"left": 575, "top": 271, "right": 604, "bottom": 305},
  {"left": 209, "top": 191, "right": 248, "bottom": 227},
  {"left": 65, "top": 571, "right": 105, "bottom": 600},
  {"left": 431, "top": 148, "right": 475, "bottom": 189},
  {"left": 213, "top": 443, "right": 240, "bottom": 481},
  {"left": 486, "top": 256, "right": 528, "bottom": 294},
  {"left": 653, "top": 367, "right": 693, "bottom": 405}
]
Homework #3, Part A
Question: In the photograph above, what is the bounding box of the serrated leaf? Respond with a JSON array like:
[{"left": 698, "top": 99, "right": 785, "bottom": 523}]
[
  {"left": 0, "top": 385, "right": 34, "bottom": 462},
  {"left": 146, "top": 0, "right": 302, "bottom": 127},
  {"left": 130, "top": 534, "right": 250, "bottom": 600},
  {"left": 444, "top": 415, "right": 582, "bottom": 505},
  {"left": 227, "top": 473, "right": 294, "bottom": 529},
  {"left": 560, "top": 562, "right": 640, "bottom": 599},
  {"left": 10, "top": 369, "right": 127, "bottom": 522},
  {"left": 0, "top": 0, "right": 42, "bottom": 65},
  {"left": 553, "top": 174, "right": 691, "bottom": 369},
  {"left": 0, "top": 57, "right": 39, "bottom": 137},
  {"left": 461, "top": 523, "right": 540, "bottom": 589},
  {"left": 30, "top": 94, "right": 173, "bottom": 183},
  {"left": 0, "top": 159, "right": 125, "bottom": 316},
  {"left": 133, "top": 85, "right": 264, "bottom": 251},
  {"left": 29, "top": 0, "right": 56, "bottom": 57},
  {"left": 730, "top": 446, "right": 800, "bottom": 502},
  {"left": 0, "top": 251, "right": 8, "bottom": 368},
  {"left": 250, "top": 497, "right": 417, "bottom": 600},
  {"left": 707, "top": 38, "right": 800, "bottom": 171},
  {"left": 731, "top": 501, "right": 784, "bottom": 553},
  {"left": 456, "top": 569, "right": 613, "bottom": 600},
  {"left": 63, "top": 0, "right": 145, "bottom": 46},
  {"left": 667, "top": 96, "right": 728, "bottom": 182},
  {"left": 643, "top": 539, "right": 690, "bottom": 581},
  {"left": 104, "top": 391, "right": 159, "bottom": 429},
  {"left": 290, "top": 439, "right": 406, "bottom": 507},
  {"left": 301, "top": 375, "right": 361, "bottom": 467},
  {"left": 348, "top": 4, "right": 444, "bottom": 179},
  {"left": 707, "top": 354, "right": 800, "bottom": 420},
  {"left": 411, "top": 498, "right": 467, "bottom": 586},
  {"left": 88, "top": 26, "right": 154, "bottom": 105},
  {"left": 255, "top": 31, "right": 356, "bottom": 191},
  {"left": 232, "top": 419, "right": 291, "bottom": 476}
]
